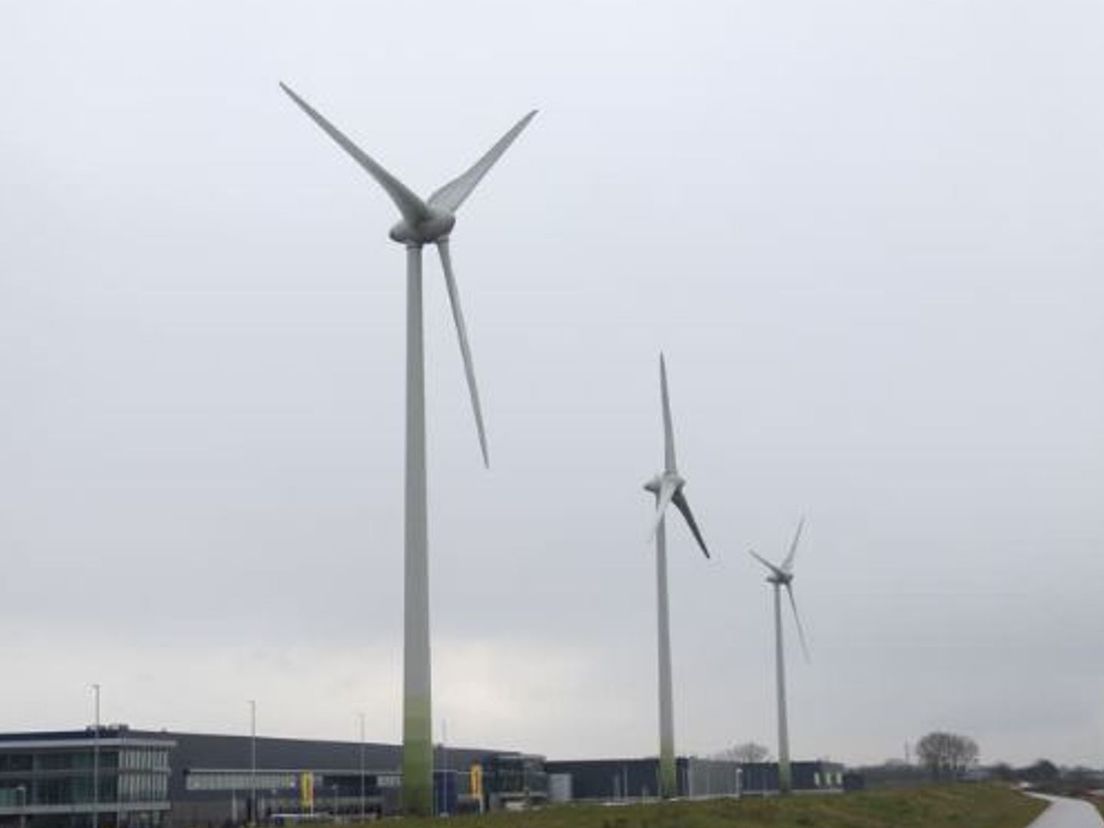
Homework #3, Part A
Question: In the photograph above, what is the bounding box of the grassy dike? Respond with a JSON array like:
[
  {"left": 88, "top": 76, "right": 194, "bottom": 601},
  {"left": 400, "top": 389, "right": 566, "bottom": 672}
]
[
  {"left": 368, "top": 784, "right": 1047, "bottom": 828},
  {"left": 1082, "top": 793, "right": 1104, "bottom": 819}
]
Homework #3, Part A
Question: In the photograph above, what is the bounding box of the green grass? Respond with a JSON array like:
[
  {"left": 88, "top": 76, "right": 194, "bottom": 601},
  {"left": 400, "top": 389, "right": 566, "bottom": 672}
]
[
  {"left": 1092, "top": 800, "right": 1104, "bottom": 819},
  {"left": 361, "top": 784, "right": 1047, "bottom": 828}
]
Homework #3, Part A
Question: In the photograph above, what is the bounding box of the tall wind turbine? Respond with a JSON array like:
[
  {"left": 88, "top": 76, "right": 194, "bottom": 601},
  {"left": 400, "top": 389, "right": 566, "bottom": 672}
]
[
  {"left": 644, "top": 354, "right": 711, "bottom": 799},
  {"left": 280, "top": 83, "right": 535, "bottom": 816},
  {"left": 748, "top": 518, "right": 810, "bottom": 795}
]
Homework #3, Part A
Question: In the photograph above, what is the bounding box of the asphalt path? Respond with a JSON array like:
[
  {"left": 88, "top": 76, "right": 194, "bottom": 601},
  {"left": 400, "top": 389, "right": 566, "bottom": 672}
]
[{"left": 1026, "top": 795, "right": 1104, "bottom": 828}]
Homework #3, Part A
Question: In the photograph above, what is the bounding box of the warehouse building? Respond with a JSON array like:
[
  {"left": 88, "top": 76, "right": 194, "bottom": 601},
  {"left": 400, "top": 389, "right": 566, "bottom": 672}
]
[
  {"left": 0, "top": 726, "right": 845, "bottom": 827},
  {"left": 734, "top": 761, "right": 846, "bottom": 796},
  {"left": 0, "top": 727, "right": 546, "bottom": 828},
  {"left": 544, "top": 757, "right": 845, "bottom": 800},
  {"left": 0, "top": 728, "right": 174, "bottom": 828}
]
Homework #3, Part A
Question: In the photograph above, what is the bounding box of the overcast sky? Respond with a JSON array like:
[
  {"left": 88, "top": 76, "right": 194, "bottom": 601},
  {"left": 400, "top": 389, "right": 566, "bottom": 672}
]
[{"left": 1, "top": 0, "right": 1102, "bottom": 769}]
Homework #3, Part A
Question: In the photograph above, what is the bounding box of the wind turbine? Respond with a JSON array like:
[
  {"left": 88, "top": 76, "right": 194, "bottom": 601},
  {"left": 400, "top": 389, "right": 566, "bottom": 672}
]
[
  {"left": 643, "top": 354, "right": 711, "bottom": 799},
  {"left": 280, "top": 83, "right": 535, "bottom": 816},
  {"left": 748, "top": 518, "right": 810, "bottom": 795}
]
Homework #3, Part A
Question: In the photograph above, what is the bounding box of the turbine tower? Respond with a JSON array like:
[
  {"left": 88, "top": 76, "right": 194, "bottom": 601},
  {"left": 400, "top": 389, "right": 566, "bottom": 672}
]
[
  {"left": 644, "top": 354, "right": 711, "bottom": 799},
  {"left": 280, "top": 84, "right": 535, "bottom": 815},
  {"left": 748, "top": 518, "right": 810, "bottom": 795}
]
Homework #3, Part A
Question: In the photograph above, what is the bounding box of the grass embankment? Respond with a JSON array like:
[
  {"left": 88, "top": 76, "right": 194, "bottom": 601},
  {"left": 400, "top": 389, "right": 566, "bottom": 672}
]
[{"left": 375, "top": 784, "right": 1046, "bottom": 828}]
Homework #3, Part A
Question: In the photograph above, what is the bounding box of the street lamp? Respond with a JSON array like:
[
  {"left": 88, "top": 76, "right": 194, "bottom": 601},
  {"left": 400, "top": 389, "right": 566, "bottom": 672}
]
[
  {"left": 434, "top": 719, "right": 443, "bottom": 816},
  {"left": 358, "top": 714, "right": 366, "bottom": 823},
  {"left": 16, "top": 784, "right": 26, "bottom": 828},
  {"left": 248, "top": 700, "right": 257, "bottom": 826},
  {"left": 90, "top": 684, "right": 100, "bottom": 828}
]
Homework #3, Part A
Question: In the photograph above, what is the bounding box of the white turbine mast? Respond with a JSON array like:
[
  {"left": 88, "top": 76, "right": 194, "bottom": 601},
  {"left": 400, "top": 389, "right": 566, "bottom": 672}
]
[
  {"left": 280, "top": 83, "right": 535, "bottom": 815},
  {"left": 643, "top": 353, "right": 711, "bottom": 799},
  {"left": 748, "top": 517, "right": 810, "bottom": 795}
]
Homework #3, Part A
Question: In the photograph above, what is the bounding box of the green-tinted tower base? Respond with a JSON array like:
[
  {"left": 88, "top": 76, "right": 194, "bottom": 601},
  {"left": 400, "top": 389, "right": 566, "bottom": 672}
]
[
  {"left": 401, "top": 696, "right": 433, "bottom": 815},
  {"left": 659, "top": 753, "right": 677, "bottom": 800},
  {"left": 778, "top": 760, "right": 792, "bottom": 796}
]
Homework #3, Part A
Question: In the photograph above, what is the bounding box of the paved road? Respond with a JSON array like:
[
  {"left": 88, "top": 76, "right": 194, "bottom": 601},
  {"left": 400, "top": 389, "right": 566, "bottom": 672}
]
[{"left": 1027, "top": 795, "right": 1104, "bottom": 828}]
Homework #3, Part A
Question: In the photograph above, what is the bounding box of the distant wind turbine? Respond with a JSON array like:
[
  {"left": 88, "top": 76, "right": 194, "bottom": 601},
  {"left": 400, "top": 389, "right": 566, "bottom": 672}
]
[
  {"left": 748, "top": 517, "right": 810, "bottom": 795},
  {"left": 280, "top": 82, "right": 535, "bottom": 816},
  {"left": 644, "top": 354, "right": 711, "bottom": 799}
]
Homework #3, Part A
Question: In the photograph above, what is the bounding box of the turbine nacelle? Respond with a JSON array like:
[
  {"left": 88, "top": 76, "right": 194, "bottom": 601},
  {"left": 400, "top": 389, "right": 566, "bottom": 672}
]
[
  {"left": 748, "top": 549, "right": 792, "bottom": 585},
  {"left": 644, "top": 471, "right": 684, "bottom": 496},
  {"left": 389, "top": 211, "right": 456, "bottom": 246},
  {"left": 766, "top": 569, "right": 794, "bottom": 587}
]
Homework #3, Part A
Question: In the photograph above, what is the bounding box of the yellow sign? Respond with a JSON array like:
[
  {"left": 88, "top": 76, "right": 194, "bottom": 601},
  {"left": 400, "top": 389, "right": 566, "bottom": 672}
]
[
  {"left": 299, "top": 772, "right": 315, "bottom": 810},
  {"left": 470, "top": 763, "right": 483, "bottom": 799}
]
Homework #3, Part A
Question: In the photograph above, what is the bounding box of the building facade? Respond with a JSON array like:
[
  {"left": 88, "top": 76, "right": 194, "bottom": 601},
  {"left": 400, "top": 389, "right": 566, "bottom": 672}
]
[
  {"left": 737, "top": 761, "right": 846, "bottom": 796},
  {"left": 165, "top": 730, "right": 506, "bottom": 824},
  {"left": 0, "top": 727, "right": 843, "bottom": 827},
  {"left": 545, "top": 757, "right": 845, "bottom": 800},
  {"left": 0, "top": 729, "right": 173, "bottom": 828},
  {"left": 0, "top": 728, "right": 547, "bottom": 828}
]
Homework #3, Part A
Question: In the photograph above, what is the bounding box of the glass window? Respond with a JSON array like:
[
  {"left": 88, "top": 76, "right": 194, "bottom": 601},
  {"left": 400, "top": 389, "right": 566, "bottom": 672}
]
[
  {"left": 0, "top": 755, "right": 32, "bottom": 772},
  {"left": 37, "top": 752, "right": 73, "bottom": 771},
  {"left": 71, "top": 776, "right": 92, "bottom": 804}
]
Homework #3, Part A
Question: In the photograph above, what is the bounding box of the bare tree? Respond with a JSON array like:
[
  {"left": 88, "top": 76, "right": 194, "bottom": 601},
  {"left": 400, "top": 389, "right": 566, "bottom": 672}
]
[
  {"left": 916, "top": 732, "right": 979, "bottom": 780},
  {"left": 716, "top": 742, "right": 771, "bottom": 763}
]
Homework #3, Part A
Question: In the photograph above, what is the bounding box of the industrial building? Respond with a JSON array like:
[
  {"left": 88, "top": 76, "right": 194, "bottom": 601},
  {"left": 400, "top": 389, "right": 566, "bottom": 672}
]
[
  {"left": 735, "top": 761, "right": 846, "bottom": 796},
  {"left": 0, "top": 727, "right": 844, "bottom": 828},
  {"left": 544, "top": 757, "right": 845, "bottom": 801},
  {"left": 0, "top": 727, "right": 547, "bottom": 828},
  {"left": 0, "top": 728, "right": 173, "bottom": 828}
]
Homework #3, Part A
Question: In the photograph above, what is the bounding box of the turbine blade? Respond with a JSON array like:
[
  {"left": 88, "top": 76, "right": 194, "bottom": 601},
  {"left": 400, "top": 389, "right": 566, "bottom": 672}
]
[
  {"left": 437, "top": 239, "right": 488, "bottom": 467},
  {"left": 428, "top": 110, "right": 537, "bottom": 214},
  {"left": 648, "top": 478, "right": 678, "bottom": 540},
  {"left": 660, "top": 354, "right": 677, "bottom": 473},
  {"left": 748, "top": 549, "right": 783, "bottom": 577},
  {"left": 671, "top": 489, "right": 709, "bottom": 558},
  {"left": 279, "top": 83, "right": 430, "bottom": 226},
  {"left": 785, "top": 583, "right": 810, "bottom": 662},
  {"left": 781, "top": 516, "right": 805, "bottom": 573}
]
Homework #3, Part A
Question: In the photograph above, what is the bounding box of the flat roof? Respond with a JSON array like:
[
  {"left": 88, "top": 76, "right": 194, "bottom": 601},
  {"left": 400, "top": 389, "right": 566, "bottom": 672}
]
[{"left": 0, "top": 728, "right": 175, "bottom": 748}]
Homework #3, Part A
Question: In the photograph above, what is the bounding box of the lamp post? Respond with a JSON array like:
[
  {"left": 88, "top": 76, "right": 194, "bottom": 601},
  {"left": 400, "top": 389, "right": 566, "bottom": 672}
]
[
  {"left": 434, "top": 724, "right": 443, "bottom": 821},
  {"left": 358, "top": 714, "right": 366, "bottom": 823},
  {"left": 248, "top": 700, "right": 256, "bottom": 826},
  {"left": 90, "top": 684, "right": 100, "bottom": 828},
  {"left": 16, "top": 784, "right": 26, "bottom": 828}
]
